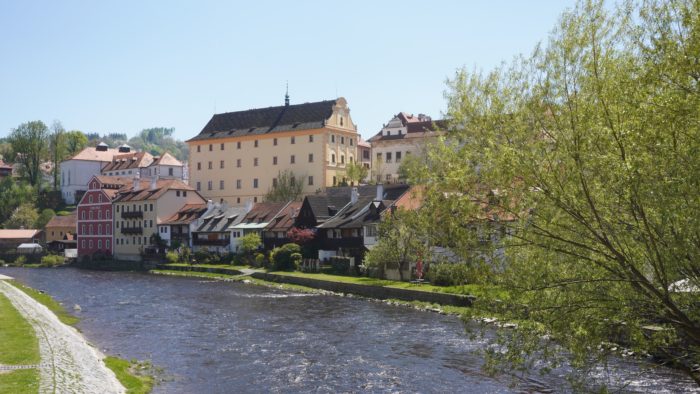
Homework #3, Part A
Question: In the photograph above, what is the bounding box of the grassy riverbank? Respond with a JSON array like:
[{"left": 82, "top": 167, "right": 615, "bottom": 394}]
[
  {"left": 3, "top": 279, "right": 153, "bottom": 394},
  {"left": 0, "top": 291, "right": 40, "bottom": 393}
]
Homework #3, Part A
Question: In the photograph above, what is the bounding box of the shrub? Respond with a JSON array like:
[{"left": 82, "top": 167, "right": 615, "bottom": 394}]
[
  {"left": 193, "top": 250, "right": 212, "bottom": 264},
  {"left": 14, "top": 255, "right": 27, "bottom": 266},
  {"left": 270, "top": 243, "right": 301, "bottom": 271},
  {"left": 290, "top": 253, "right": 302, "bottom": 270},
  {"left": 329, "top": 256, "right": 352, "bottom": 274},
  {"left": 425, "top": 263, "right": 471, "bottom": 286},
  {"left": 40, "top": 254, "right": 64, "bottom": 267},
  {"left": 254, "top": 253, "right": 266, "bottom": 268},
  {"left": 165, "top": 251, "right": 179, "bottom": 264}
]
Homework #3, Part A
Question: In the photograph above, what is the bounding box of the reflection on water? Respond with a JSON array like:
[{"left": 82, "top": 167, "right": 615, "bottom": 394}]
[{"left": 1, "top": 267, "right": 696, "bottom": 394}]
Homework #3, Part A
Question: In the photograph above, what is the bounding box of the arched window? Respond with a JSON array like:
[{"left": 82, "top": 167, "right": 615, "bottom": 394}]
[
  {"left": 332, "top": 154, "right": 336, "bottom": 164},
  {"left": 81, "top": 211, "right": 86, "bottom": 220},
  {"left": 98, "top": 240, "right": 102, "bottom": 249},
  {"left": 98, "top": 211, "right": 102, "bottom": 220},
  {"left": 106, "top": 240, "right": 110, "bottom": 249},
  {"left": 89, "top": 211, "right": 93, "bottom": 220},
  {"left": 89, "top": 195, "right": 93, "bottom": 203}
]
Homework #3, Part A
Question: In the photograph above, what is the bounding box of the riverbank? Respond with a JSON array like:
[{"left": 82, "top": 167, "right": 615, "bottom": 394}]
[{"left": 0, "top": 275, "right": 152, "bottom": 394}]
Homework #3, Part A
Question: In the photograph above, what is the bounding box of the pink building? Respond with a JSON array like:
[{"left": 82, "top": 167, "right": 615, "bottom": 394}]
[{"left": 76, "top": 176, "right": 128, "bottom": 259}]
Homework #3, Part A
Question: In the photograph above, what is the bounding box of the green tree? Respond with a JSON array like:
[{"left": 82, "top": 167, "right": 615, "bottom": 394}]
[
  {"left": 0, "top": 178, "right": 36, "bottom": 224},
  {"left": 428, "top": 0, "right": 700, "bottom": 385},
  {"left": 345, "top": 162, "right": 368, "bottom": 186},
  {"left": 9, "top": 121, "right": 50, "bottom": 186},
  {"left": 264, "top": 170, "right": 304, "bottom": 202},
  {"left": 63, "top": 130, "right": 88, "bottom": 157},
  {"left": 238, "top": 233, "right": 262, "bottom": 264},
  {"left": 35, "top": 208, "right": 55, "bottom": 229},
  {"left": 50, "top": 121, "right": 65, "bottom": 190},
  {"left": 4, "top": 204, "right": 39, "bottom": 229},
  {"left": 364, "top": 208, "right": 428, "bottom": 281}
]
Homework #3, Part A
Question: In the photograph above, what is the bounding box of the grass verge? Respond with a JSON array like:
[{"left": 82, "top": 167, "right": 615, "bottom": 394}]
[
  {"left": 103, "top": 357, "right": 154, "bottom": 394},
  {"left": 8, "top": 280, "right": 79, "bottom": 326},
  {"left": 0, "top": 369, "right": 40, "bottom": 394},
  {"left": 0, "top": 291, "right": 40, "bottom": 365}
]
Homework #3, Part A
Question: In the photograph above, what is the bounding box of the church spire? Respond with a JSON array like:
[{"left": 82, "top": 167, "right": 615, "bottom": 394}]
[{"left": 285, "top": 81, "right": 290, "bottom": 106}]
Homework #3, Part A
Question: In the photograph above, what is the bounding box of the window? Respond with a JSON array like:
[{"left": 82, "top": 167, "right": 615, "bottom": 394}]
[
  {"left": 308, "top": 176, "right": 314, "bottom": 186},
  {"left": 273, "top": 156, "right": 277, "bottom": 165},
  {"left": 220, "top": 160, "right": 225, "bottom": 169},
  {"left": 332, "top": 154, "right": 336, "bottom": 164},
  {"left": 98, "top": 224, "right": 102, "bottom": 234},
  {"left": 341, "top": 155, "right": 345, "bottom": 164},
  {"left": 290, "top": 155, "right": 295, "bottom": 164},
  {"left": 340, "top": 116, "right": 344, "bottom": 126},
  {"left": 176, "top": 190, "right": 180, "bottom": 197},
  {"left": 98, "top": 240, "right": 102, "bottom": 249},
  {"left": 81, "top": 224, "right": 85, "bottom": 234},
  {"left": 209, "top": 144, "right": 213, "bottom": 151},
  {"left": 376, "top": 153, "right": 382, "bottom": 161},
  {"left": 386, "top": 174, "right": 392, "bottom": 182},
  {"left": 291, "top": 136, "right": 295, "bottom": 144},
  {"left": 236, "top": 180, "right": 241, "bottom": 189},
  {"left": 150, "top": 204, "right": 153, "bottom": 211},
  {"left": 89, "top": 211, "right": 93, "bottom": 220},
  {"left": 396, "top": 151, "right": 402, "bottom": 162},
  {"left": 272, "top": 178, "right": 278, "bottom": 187},
  {"left": 273, "top": 138, "right": 277, "bottom": 146},
  {"left": 107, "top": 210, "right": 111, "bottom": 219},
  {"left": 331, "top": 135, "right": 335, "bottom": 143},
  {"left": 197, "top": 145, "right": 201, "bottom": 152},
  {"left": 237, "top": 141, "right": 241, "bottom": 149},
  {"left": 386, "top": 152, "right": 392, "bottom": 163},
  {"left": 81, "top": 211, "right": 86, "bottom": 219},
  {"left": 98, "top": 195, "right": 102, "bottom": 203},
  {"left": 220, "top": 180, "right": 224, "bottom": 189},
  {"left": 363, "top": 150, "right": 370, "bottom": 160},
  {"left": 237, "top": 159, "right": 241, "bottom": 168},
  {"left": 106, "top": 240, "right": 110, "bottom": 249},
  {"left": 253, "top": 179, "right": 258, "bottom": 188},
  {"left": 183, "top": 191, "right": 187, "bottom": 197},
  {"left": 89, "top": 240, "right": 93, "bottom": 248},
  {"left": 254, "top": 158, "right": 259, "bottom": 166},
  {"left": 309, "top": 135, "right": 314, "bottom": 142},
  {"left": 169, "top": 168, "right": 174, "bottom": 176},
  {"left": 197, "top": 162, "right": 202, "bottom": 170},
  {"left": 208, "top": 181, "right": 212, "bottom": 190},
  {"left": 254, "top": 140, "right": 259, "bottom": 148},
  {"left": 98, "top": 211, "right": 102, "bottom": 220},
  {"left": 208, "top": 161, "right": 213, "bottom": 170},
  {"left": 254, "top": 196, "right": 258, "bottom": 202},
  {"left": 350, "top": 138, "right": 354, "bottom": 146},
  {"left": 341, "top": 136, "right": 345, "bottom": 144},
  {"left": 236, "top": 197, "right": 241, "bottom": 203},
  {"left": 333, "top": 176, "right": 337, "bottom": 186},
  {"left": 220, "top": 143, "right": 224, "bottom": 150},
  {"left": 308, "top": 153, "right": 313, "bottom": 163},
  {"left": 81, "top": 240, "right": 85, "bottom": 248},
  {"left": 196, "top": 182, "right": 201, "bottom": 191},
  {"left": 89, "top": 195, "right": 93, "bottom": 203}
]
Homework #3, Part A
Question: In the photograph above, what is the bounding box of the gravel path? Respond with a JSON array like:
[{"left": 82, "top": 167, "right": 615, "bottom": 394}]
[{"left": 0, "top": 280, "right": 125, "bottom": 394}]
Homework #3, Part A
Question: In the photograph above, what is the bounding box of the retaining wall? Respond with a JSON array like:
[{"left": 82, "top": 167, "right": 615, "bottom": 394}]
[
  {"left": 252, "top": 272, "right": 475, "bottom": 307},
  {"left": 156, "top": 265, "right": 242, "bottom": 276}
]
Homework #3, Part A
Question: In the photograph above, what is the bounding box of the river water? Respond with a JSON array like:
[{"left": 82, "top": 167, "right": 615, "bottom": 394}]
[{"left": 1, "top": 267, "right": 696, "bottom": 393}]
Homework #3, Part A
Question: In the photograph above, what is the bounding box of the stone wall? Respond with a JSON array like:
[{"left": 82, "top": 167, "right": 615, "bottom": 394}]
[{"left": 252, "top": 272, "right": 474, "bottom": 307}]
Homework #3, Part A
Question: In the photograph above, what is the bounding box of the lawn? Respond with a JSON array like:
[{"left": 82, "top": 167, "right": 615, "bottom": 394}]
[
  {"left": 103, "top": 357, "right": 154, "bottom": 394},
  {"left": 162, "top": 263, "right": 253, "bottom": 271},
  {"left": 0, "top": 290, "right": 40, "bottom": 392}
]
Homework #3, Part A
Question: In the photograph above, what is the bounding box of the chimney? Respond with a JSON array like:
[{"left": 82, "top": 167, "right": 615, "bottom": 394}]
[
  {"left": 133, "top": 177, "right": 140, "bottom": 191},
  {"left": 376, "top": 184, "right": 384, "bottom": 201},
  {"left": 245, "top": 199, "right": 254, "bottom": 212},
  {"left": 150, "top": 173, "right": 158, "bottom": 190},
  {"left": 350, "top": 187, "right": 359, "bottom": 204},
  {"left": 207, "top": 199, "right": 213, "bottom": 210}
]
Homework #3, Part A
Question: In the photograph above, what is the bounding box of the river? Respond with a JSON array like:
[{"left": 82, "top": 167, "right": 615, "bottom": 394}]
[{"left": 1, "top": 267, "right": 696, "bottom": 393}]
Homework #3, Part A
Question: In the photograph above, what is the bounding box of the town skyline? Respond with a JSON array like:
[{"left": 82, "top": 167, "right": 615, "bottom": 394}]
[{"left": 0, "top": 1, "right": 577, "bottom": 142}]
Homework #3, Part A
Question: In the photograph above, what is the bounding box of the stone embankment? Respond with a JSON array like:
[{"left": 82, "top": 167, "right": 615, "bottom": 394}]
[{"left": 0, "top": 277, "right": 125, "bottom": 394}]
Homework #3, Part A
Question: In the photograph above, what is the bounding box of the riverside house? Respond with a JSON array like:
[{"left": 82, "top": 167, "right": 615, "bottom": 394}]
[
  {"left": 190, "top": 202, "right": 250, "bottom": 254},
  {"left": 112, "top": 178, "right": 205, "bottom": 261},
  {"left": 76, "top": 176, "right": 129, "bottom": 259}
]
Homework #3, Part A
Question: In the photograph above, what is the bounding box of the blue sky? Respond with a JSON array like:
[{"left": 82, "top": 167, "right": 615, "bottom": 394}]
[{"left": 0, "top": 1, "right": 576, "bottom": 141}]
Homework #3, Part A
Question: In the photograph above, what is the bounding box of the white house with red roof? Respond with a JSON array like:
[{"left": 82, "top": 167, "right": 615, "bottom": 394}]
[{"left": 60, "top": 143, "right": 121, "bottom": 204}]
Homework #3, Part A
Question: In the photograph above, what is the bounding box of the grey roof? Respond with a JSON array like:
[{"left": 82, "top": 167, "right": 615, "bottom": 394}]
[
  {"left": 194, "top": 206, "right": 248, "bottom": 233},
  {"left": 187, "top": 99, "right": 337, "bottom": 142},
  {"left": 317, "top": 197, "right": 386, "bottom": 229}
]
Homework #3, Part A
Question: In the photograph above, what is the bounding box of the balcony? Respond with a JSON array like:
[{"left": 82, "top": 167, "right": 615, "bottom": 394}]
[
  {"left": 121, "top": 211, "right": 143, "bottom": 219},
  {"left": 193, "top": 238, "right": 230, "bottom": 246},
  {"left": 121, "top": 227, "right": 143, "bottom": 235}
]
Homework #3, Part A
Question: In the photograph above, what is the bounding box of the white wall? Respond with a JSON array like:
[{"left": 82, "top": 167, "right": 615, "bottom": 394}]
[{"left": 60, "top": 160, "right": 106, "bottom": 204}]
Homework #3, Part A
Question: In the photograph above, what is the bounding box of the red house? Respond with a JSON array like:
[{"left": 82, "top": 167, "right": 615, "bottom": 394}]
[{"left": 76, "top": 176, "right": 129, "bottom": 259}]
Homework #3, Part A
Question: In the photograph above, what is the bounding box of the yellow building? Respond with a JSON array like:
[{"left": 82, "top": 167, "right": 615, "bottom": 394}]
[
  {"left": 44, "top": 213, "right": 77, "bottom": 243},
  {"left": 112, "top": 178, "right": 205, "bottom": 261},
  {"left": 187, "top": 97, "right": 360, "bottom": 205}
]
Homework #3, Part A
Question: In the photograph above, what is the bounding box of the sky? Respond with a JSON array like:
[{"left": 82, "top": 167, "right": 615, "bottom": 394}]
[{"left": 0, "top": 1, "right": 577, "bottom": 142}]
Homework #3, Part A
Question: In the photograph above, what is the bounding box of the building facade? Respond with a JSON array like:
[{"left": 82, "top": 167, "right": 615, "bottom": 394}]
[
  {"left": 187, "top": 97, "right": 360, "bottom": 205},
  {"left": 112, "top": 178, "right": 205, "bottom": 261},
  {"left": 368, "top": 113, "right": 443, "bottom": 184},
  {"left": 76, "top": 176, "right": 127, "bottom": 258},
  {"left": 60, "top": 143, "right": 120, "bottom": 204},
  {"left": 44, "top": 213, "right": 77, "bottom": 243}
]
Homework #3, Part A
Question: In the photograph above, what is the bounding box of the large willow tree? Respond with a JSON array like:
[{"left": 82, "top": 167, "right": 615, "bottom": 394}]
[{"left": 424, "top": 0, "right": 699, "bottom": 385}]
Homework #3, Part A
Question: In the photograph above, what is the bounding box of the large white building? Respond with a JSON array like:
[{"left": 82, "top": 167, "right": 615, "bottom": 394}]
[
  {"left": 368, "top": 113, "right": 443, "bottom": 184},
  {"left": 60, "top": 143, "right": 120, "bottom": 204}
]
